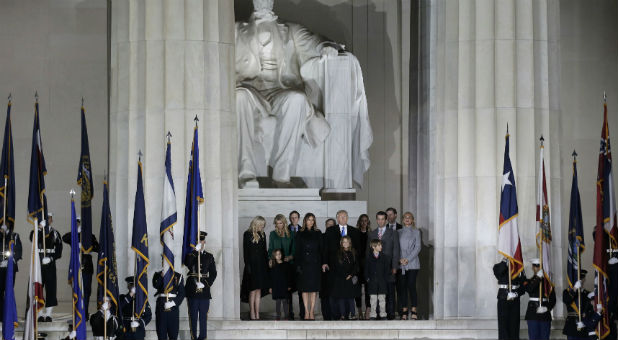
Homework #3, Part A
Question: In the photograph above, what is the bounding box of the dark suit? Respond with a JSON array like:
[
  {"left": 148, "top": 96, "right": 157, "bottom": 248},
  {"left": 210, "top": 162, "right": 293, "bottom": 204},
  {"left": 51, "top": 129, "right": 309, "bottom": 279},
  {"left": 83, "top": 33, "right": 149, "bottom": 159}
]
[
  {"left": 366, "top": 226, "right": 400, "bottom": 318},
  {"left": 322, "top": 225, "right": 361, "bottom": 319},
  {"left": 387, "top": 222, "right": 403, "bottom": 231},
  {"left": 288, "top": 224, "right": 302, "bottom": 319}
]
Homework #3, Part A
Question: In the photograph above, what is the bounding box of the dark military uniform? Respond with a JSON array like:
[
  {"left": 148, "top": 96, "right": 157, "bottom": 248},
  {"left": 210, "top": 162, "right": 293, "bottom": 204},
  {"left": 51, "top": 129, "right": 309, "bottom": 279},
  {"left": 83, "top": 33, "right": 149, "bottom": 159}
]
[
  {"left": 62, "top": 231, "right": 100, "bottom": 319},
  {"left": 581, "top": 298, "right": 603, "bottom": 340},
  {"left": 563, "top": 287, "right": 591, "bottom": 339},
  {"left": 608, "top": 255, "right": 618, "bottom": 340},
  {"left": 153, "top": 270, "right": 185, "bottom": 340},
  {"left": 90, "top": 308, "right": 119, "bottom": 340},
  {"left": 0, "top": 229, "right": 21, "bottom": 322},
  {"left": 29, "top": 226, "right": 63, "bottom": 309},
  {"left": 185, "top": 248, "right": 217, "bottom": 340},
  {"left": 524, "top": 274, "right": 556, "bottom": 340},
  {"left": 118, "top": 286, "right": 152, "bottom": 340},
  {"left": 493, "top": 260, "right": 526, "bottom": 340}
]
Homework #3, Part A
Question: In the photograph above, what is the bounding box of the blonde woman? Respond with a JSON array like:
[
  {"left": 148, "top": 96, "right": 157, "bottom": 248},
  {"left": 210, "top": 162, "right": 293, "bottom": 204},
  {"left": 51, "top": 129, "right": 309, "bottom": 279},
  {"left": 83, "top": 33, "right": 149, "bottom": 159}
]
[
  {"left": 268, "top": 214, "right": 295, "bottom": 261},
  {"left": 241, "top": 216, "right": 269, "bottom": 320},
  {"left": 397, "top": 212, "right": 421, "bottom": 320}
]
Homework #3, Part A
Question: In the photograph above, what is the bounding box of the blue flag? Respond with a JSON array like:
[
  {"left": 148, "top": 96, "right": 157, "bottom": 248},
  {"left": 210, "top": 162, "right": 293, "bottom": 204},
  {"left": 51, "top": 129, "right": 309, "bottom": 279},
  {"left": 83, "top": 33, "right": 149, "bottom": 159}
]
[
  {"left": 567, "top": 156, "right": 585, "bottom": 289},
  {"left": 131, "top": 160, "right": 149, "bottom": 318},
  {"left": 182, "top": 127, "right": 203, "bottom": 266},
  {"left": 2, "top": 241, "right": 17, "bottom": 340},
  {"left": 68, "top": 198, "right": 87, "bottom": 340},
  {"left": 27, "top": 101, "right": 48, "bottom": 224},
  {"left": 0, "top": 100, "right": 15, "bottom": 229},
  {"left": 160, "top": 140, "right": 177, "bottom": 293},
  {"left": 77, "top": 105, "right": 93, "bottom": 253},
  {"left": 96, "top": 180, "right": 119, "bottom": 316}
]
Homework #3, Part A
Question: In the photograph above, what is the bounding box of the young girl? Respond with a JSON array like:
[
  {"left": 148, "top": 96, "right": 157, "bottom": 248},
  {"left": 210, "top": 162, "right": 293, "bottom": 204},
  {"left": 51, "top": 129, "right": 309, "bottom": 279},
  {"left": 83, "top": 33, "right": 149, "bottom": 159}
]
[
  {"left": 330, "top": 235, "right": 360, "bottom": 320},
  {"left": 269, "top": 249, "right": 292, "bottom": 320}
]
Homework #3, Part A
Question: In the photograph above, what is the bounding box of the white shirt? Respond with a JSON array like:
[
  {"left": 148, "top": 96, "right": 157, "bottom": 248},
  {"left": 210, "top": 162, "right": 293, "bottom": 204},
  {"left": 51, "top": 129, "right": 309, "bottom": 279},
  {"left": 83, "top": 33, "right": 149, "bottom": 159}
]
[
  {"left": 339, "top": 224, "right": 348, "bottom": 236},
  {"left": 378, "top": 226, "right": 386, "bottom": 238}
]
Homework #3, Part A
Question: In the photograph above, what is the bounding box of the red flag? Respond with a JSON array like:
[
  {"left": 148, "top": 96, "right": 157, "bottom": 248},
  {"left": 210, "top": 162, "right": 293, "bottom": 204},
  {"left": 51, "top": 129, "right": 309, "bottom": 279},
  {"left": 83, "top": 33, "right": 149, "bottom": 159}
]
[
  {"left": 536, "top": 140, "right": 554, "bottom": 297},
  {"left": 593, "top": 97, "right": 613, "bottom": 339}
]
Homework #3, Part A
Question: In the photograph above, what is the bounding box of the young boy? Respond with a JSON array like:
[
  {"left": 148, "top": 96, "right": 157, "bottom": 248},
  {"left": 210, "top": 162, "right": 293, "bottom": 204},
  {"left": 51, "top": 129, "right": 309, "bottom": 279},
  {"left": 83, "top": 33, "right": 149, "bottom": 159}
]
[{"left": 365, "top": 239, "right": 390, "bottom": 320}]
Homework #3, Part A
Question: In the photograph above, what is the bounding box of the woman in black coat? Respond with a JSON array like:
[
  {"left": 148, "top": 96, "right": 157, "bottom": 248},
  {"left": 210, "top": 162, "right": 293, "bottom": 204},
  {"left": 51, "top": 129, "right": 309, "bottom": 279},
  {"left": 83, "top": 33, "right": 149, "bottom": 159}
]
[
  {"left": 330, "top": 236, "right": 360, "bottom": 320},
  {"left": 294, "top": 213, "right": 322, "bottom": 320},
  {"left": 241, "top": 216, "right": 269, "bottom": 320}
]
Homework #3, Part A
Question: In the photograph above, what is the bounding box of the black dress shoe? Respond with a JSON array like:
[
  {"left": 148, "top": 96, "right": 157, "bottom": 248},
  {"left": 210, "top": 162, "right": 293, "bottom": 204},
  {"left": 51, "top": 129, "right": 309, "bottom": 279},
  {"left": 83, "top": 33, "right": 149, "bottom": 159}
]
[
  {"left": 45, "top": 316, "right": 52, "bottom": 322},
  {"left": 37, "top": 316, "right": 45, "bottom": 322},
  {"left": 387, "top": 314, "right": 395, "bottom": 320}
]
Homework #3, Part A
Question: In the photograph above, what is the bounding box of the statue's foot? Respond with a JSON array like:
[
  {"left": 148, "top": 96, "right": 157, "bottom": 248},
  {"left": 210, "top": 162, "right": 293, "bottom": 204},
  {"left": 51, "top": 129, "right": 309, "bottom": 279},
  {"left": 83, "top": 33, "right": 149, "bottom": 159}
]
[
  {"left": 240, "top": 177, "right": 259, "bottom": 189},
  {"left": 273, "top": 180, "right": 294, "bottom": 188}
]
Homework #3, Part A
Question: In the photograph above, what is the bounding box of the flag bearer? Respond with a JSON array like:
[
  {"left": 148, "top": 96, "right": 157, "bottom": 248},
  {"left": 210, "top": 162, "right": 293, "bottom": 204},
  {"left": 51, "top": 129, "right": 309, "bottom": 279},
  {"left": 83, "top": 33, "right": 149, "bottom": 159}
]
[
  {"left": 562, "top": 269, "right": 590, "bottom": 339},
  {"left": 524, "top": 258, "right": 556, "bottom": 340},
  {"left": 119, "top": 276, "right": 152, "bottom": 340},
  {"left": 153, "top": 269, "right": 185, "bottom": 340},
  {"left": 0, "top": 221, "right": 21, "bottom": 322},
  {"left": 494, "top": 258, "right": 526, "bottom": 340},
  {"left": 185, "top": 231, "right": 217, "bottom": 340}
]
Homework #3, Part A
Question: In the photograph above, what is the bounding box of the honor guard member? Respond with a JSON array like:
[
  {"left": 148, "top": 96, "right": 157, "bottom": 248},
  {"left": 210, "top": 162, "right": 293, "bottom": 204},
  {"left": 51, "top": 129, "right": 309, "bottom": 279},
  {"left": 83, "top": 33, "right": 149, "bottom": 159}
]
[
  {"left": 524, "top": 258, "right": 556, "bottom": 340},
  {"left": 185, "top": 231, "right": 217, "bottom": 340},
  {"left": 0, "top": 221, "right": 21, "bottom": 322},
  {"left": 563, "top": 269, "right": 591, "bottom": 339},
  {"left": 580, "top": 291, "right": 604, "bottom": 340},
  {"left": 493, "top": 257, "right": 526, "bottom": 340},
  {"left": 29, "top": 213, "right": 63, "bottom": 322},
  {"left": 119, "top": 276, "right": 152, "bottom": 340},
  {"left": 153, "top": 269, "right": 186, "bottom": 340},
  {"left": 90, "top": 296, "right": 119, "bottom": 340},
  {"left": 62, "top": 216, "right": 100, "bottom": 320}
]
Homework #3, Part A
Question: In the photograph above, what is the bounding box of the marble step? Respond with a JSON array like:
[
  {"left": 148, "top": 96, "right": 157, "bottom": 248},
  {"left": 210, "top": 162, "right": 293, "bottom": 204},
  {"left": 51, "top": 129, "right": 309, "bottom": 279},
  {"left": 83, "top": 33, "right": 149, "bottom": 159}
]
[{"left": 4, "top": 318, "right": 569, "bottom": 339}]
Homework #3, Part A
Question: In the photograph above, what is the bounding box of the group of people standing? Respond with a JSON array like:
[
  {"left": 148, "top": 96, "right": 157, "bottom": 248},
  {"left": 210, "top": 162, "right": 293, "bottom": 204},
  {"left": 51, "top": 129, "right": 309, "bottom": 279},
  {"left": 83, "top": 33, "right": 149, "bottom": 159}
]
[{"left": 241, "top": 208, "right": 422, "bottom": 321}]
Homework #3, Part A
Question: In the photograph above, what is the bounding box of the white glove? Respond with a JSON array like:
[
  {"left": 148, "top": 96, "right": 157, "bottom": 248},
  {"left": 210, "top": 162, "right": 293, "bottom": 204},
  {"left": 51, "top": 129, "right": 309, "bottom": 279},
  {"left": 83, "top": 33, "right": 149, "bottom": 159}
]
[
  {"left": 42, "top": 257, "right": 51, "bottom": 265},
  {"left": 577, "top": 321, "right": 585, "bottom": 330},
  {"left": 588, "top": 292, "right": 595, "bottom": 299},
  {"left": 77, "top": 226, "right": 81, "bottom": 233},
  {"left": 574, "top": 280, "right": 582, "bottom": 290},
  {"left": 536, "top": 306, "right": 548, "bottom": 314},
  {"left": 609, "top": 257, "right": 618, "bottom": 265},
  {"left": 164, "top": 301, "right": 176, "bottom": 309},
  {"left": 130, "top": 287, "right": 136, "bottom": 295},
  {"left": 196, "top": 282, "right": 205, "bottom": 289},
  {"left": 130, "top": 320, "right": 140, "bottom": 328},
  {"left": 536, "top": 269, "right": 544, "bottom": 278},
  {"left": 101, "top": 302, "right": 109, "bottom": 311},
  {"left": 507, "top": 292, "right": 518, "bottom": 300},
  {"left": 194, "top": 243, "right": 203, "bottom": 252},
  {"left": 0, "top": 260, "right": 7, "bottom": 268},
  {"left": 69, "top": 330, "right": 76, "bottom": 339},
  {"left": 39, "top": 220, "right": 47, "bottom": 227},
  {"left": 0, "top": 224, "right": 7, "bottom": 232},
  {"left": 597, "top": 304, "right": 603, "bottom": 312}
]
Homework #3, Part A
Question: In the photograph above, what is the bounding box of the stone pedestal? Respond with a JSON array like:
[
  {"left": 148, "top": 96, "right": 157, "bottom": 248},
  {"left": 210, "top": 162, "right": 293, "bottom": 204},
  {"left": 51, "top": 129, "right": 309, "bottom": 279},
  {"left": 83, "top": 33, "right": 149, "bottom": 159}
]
[{"left": 109, "top": 0, "right": 239, "bottom": 319}]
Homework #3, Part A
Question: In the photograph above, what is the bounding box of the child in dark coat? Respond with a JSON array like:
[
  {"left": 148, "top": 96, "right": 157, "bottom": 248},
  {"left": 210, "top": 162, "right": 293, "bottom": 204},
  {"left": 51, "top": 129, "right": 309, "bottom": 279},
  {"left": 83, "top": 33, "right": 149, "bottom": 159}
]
[
  {"left": 365, "top": 239, "right": 390, "bottom": 320},
  {"left": 269, "top": 249, "right": 292, "bottom": 320},
  {"left": 330, "top": 236, "right": 360, "bottom": 320}
]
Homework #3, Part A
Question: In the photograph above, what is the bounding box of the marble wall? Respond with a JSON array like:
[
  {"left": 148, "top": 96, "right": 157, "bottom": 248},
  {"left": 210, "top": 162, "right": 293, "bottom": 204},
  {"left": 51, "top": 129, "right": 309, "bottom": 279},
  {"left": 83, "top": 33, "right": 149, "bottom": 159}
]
[{"left": 0, "top": 0, "right": 108, "bottom": 312}]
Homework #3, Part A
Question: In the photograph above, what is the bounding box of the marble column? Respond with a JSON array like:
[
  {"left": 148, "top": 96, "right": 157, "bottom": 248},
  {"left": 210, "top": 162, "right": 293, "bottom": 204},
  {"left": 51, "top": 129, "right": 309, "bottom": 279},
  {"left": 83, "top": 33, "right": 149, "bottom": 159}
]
[
  {"left": 109, "top": 0, "right": 238, "bottom": 319},
  {"left": 423, "top": 0, "right": 563, "bottom": 318}
]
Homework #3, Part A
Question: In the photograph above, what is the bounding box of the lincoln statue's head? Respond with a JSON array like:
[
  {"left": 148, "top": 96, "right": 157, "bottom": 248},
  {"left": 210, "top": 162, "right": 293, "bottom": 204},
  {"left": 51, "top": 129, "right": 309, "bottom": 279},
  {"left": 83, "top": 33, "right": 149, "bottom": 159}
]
[{"left": 253, "top": 0, "right": 274, "bottom": 12}]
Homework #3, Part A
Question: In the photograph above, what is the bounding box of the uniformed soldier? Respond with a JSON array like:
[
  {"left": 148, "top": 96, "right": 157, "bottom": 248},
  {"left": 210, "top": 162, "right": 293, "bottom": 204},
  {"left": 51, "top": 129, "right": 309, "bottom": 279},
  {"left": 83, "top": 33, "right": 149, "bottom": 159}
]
[
  {"left": 29, "top": 213, "right": 63, "bottom": 322},
  {"left": 185, "top": 231, "right": 217, "bottom": 340},
  {"left": 608, "top": 253, "right": 618, "bottom": 340},
  {"left": 563, "top": 269, "right": 590, "bottom": 339},
  {"left": 90, "top": 296, "right": 119, "bottom": 340},
  {"left": 524, "top": 258, "right": 556, "bottom": 340},
  {"left": 493, "top": 258, "right": 526, "bottom": 340},
  {"left": 581, "top": 291, "right": 604, "bottom": 340},
  {"left": 153, "top": 269, "right": 185, "bottom": 340},
  {"left": 62, "top": 216, "right": 100, "bottom": 320},
  {"left": 118, "top": 276, "right": 152, "bottom": 340},
  {"left": 0, "top": 222, "right": 22, "bottom": 322}
]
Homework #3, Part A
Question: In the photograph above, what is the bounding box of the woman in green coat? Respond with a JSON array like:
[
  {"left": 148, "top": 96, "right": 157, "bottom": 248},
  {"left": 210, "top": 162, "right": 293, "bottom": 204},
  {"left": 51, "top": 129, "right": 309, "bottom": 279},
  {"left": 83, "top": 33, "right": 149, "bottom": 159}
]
[{"left": 268, "top": 214, "right": 295, "bottom": 262}]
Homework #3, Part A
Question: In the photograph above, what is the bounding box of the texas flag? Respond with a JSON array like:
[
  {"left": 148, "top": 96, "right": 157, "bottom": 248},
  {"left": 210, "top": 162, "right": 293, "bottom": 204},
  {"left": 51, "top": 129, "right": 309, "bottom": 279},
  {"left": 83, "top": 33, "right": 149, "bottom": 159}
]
[{"left": 498, "top": 131, "right": 524, "bottom": 279}]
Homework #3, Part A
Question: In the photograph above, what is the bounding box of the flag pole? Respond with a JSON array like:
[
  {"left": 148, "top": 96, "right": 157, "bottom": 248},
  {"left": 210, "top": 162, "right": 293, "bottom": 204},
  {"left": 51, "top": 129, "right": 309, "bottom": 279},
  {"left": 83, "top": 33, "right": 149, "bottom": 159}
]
[
  {"left": 577, "top": 246, "right": 582, "bottom": 323},
  {"left": 36, "top": 91, "right": 47, "bottom": 261},
  {"left": 508, "top": 260, "right": 512, "bottom": 292},
  {"left": 104, "top": 259, "right": 107, "bottom": 340},
  {"left": 70, "top": 190, "right": 77, "bottom": 338},
  {"left": 132, "top": 255, "right": 136, "bottom": 332},
  {"left": 194, "top": 117, "right": 202, "bottom": 287},
  {"left": 2, "top": 178, "right": 6, "bottom": 260},
  {"left": 33, "top": 216, "right": 39, "bottom": 339},
  {"left": 539, "top": 136, "right": 544, "bottom": 305}
]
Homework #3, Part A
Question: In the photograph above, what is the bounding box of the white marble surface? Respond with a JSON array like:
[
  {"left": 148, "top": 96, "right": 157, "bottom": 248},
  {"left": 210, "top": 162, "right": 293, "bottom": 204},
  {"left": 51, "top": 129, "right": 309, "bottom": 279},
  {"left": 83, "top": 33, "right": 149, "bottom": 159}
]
[{"left": 110, "top": 0, "right": 238, "bottom": 320}]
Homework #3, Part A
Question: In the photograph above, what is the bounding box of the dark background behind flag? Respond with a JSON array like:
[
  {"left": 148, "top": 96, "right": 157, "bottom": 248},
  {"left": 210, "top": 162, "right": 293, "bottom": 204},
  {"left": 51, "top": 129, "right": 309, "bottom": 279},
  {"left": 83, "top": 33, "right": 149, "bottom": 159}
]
[
  {"left": 131, "top": 160, "right": 149, "bottom": 319},
  {"left": 182, "top": 127, "right": 203, "bottom": 266},
  {"left": 96, "top": 180, "right": 119, "bottom": 316}
]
